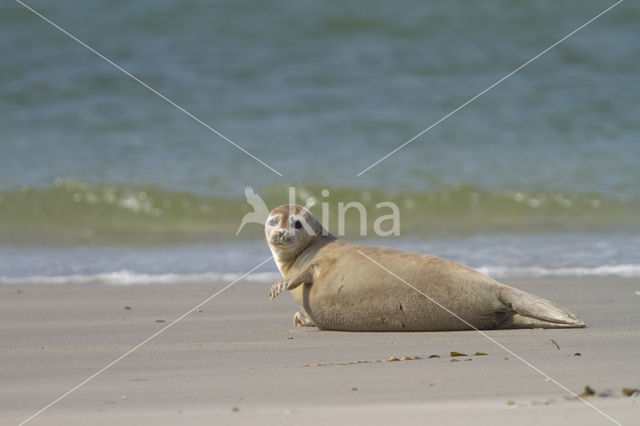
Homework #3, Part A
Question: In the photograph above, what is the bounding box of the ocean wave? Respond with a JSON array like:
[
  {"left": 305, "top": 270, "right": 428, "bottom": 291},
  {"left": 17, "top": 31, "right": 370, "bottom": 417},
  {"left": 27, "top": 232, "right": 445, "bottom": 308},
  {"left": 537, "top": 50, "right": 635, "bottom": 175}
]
[
  {"left": 0, "top": 270, "right": 281, "bottom": 286},
  {"left": 1, "top": 179, "right": 639, "bottom": 246}
]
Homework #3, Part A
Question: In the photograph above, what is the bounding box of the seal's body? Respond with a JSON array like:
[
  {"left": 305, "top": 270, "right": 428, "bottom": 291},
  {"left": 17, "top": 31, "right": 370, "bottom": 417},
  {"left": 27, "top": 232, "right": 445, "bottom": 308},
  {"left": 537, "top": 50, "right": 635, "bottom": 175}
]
[{"left": 267, "top": 205, "right": 585, "bottom": 331}]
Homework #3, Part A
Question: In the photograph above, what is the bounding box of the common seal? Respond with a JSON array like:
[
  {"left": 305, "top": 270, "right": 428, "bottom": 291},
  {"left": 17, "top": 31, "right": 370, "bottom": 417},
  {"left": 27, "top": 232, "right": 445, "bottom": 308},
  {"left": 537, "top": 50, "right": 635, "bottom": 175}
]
[{"left": 267, "top": 205, "right": 585, "bottom": 331}]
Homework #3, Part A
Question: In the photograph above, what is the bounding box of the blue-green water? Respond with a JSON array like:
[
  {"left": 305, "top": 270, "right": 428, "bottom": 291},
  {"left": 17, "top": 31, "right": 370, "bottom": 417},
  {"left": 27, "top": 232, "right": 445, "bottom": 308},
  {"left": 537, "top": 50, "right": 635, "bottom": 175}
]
[{"left": 1, "top": 0, "right": 639, "bottom": 281}]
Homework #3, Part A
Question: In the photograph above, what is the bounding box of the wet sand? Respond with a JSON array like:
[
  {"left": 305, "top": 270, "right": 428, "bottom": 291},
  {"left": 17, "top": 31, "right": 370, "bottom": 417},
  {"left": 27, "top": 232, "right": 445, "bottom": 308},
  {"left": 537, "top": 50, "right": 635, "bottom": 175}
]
[{"left": 2, "top": 278, "right": 639, "bottom": 425}]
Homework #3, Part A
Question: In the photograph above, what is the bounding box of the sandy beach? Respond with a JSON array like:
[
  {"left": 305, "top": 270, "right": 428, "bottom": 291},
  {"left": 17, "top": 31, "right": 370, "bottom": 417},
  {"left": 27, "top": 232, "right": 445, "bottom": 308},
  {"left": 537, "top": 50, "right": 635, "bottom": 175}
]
[{"left": 1, "top": 278, "right": 638, "bottom": 425}]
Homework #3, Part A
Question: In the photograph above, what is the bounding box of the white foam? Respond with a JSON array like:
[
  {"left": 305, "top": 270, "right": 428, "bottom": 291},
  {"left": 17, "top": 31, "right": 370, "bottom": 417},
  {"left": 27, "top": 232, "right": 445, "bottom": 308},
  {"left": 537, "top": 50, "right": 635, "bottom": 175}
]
[
  {"left": 0, "top": 270, "right": 281, "bottom": 286},
  {"left": 477, "top": 264, "right": 640, "bottom": 278},
  {"left": 3, "top": 264, "right": 640, "bottom": 286}
]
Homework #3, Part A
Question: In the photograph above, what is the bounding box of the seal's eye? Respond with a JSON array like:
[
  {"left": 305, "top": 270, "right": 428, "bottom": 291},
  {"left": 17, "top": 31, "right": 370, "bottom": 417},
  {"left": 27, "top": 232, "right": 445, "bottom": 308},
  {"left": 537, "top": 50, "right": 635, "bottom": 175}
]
[
  {"left": 294, "top": 220, "right": 302, "bottom": 229},
  {"left": 268, "top": 217, "right": 279, "bottom": 227}
]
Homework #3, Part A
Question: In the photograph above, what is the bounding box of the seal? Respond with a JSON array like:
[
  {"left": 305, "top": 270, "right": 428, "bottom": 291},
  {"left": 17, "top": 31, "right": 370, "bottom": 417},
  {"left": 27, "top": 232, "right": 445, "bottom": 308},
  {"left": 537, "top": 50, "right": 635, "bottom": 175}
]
[{"left": 266, "top": 205, "right": 585, "bottom": 331}]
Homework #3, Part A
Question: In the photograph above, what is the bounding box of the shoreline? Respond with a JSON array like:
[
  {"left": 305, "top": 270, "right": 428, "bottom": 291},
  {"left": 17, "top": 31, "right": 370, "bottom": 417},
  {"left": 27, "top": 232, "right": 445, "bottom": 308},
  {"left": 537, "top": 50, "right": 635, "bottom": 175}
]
[{"left": 2, "top": 278, "right": 639, "bottom": 425}]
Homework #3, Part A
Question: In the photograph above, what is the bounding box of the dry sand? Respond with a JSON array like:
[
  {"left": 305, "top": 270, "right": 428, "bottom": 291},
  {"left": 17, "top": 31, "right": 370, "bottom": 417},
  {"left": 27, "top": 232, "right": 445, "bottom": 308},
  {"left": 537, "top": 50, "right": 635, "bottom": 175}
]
[{"left": 1, "top": 278, "right": 639, "bottom": 425}]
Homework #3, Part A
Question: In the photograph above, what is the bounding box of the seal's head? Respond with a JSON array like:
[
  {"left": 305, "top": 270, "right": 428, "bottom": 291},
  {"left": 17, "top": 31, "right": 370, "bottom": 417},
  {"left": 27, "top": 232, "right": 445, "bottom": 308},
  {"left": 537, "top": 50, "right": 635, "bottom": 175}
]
[{"left": 265, "top": 205, "right": 324, "bottom": 271}]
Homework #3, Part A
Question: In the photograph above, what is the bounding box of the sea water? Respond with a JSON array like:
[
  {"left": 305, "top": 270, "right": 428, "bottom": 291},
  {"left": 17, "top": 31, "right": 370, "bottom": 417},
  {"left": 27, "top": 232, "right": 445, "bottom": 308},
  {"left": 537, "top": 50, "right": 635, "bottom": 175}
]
[{"left": 1, "top": 1, "right": 639, "bottom": 283}]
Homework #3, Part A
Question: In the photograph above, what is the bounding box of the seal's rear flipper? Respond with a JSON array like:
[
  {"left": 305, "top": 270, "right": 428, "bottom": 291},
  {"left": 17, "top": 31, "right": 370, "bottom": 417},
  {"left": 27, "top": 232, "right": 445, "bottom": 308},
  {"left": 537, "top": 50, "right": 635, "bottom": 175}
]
[
  {"left": 498, "top": 285, "right": 585, "bottom": 329},
  {"left": 499, "top": 313, "right": 584, "bottom": 329}
]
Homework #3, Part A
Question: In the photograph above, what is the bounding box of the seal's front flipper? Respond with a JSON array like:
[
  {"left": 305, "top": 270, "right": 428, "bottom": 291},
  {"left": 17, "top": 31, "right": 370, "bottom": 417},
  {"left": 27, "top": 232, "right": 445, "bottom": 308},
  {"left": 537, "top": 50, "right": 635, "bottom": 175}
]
[
  {"left": 497, "top": 285, "right": 585, "bottom": 329},
  {"left": 294, "top": 310, "right": 316, "bottom": 327},
  {"left": 269, "top": 264, "right": 317, "bottom": 300},
  {"left": 269, "top": 279, "right": 289, "bottom": 300}
]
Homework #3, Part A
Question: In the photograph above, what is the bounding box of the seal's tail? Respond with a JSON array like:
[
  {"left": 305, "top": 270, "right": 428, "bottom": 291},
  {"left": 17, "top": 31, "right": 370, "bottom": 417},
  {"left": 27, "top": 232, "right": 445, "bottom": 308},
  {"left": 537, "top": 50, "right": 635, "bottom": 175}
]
[{"left": 497, "top": 285, "right": 585, "bottom": 329}]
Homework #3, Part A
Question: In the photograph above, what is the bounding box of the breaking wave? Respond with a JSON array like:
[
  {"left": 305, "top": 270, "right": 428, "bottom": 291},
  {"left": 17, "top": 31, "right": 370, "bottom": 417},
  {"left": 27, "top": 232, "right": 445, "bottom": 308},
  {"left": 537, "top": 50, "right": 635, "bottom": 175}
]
[{"left": 1, "top": 179, "right": 639, "bottom": 245}]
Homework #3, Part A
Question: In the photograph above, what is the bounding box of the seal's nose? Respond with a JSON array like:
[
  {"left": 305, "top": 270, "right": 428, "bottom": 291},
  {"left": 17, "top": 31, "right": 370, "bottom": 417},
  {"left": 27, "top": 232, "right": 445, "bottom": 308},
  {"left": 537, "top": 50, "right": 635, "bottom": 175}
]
[{"left": 277, "top": 229, "right": 288, "bottom": 241}]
